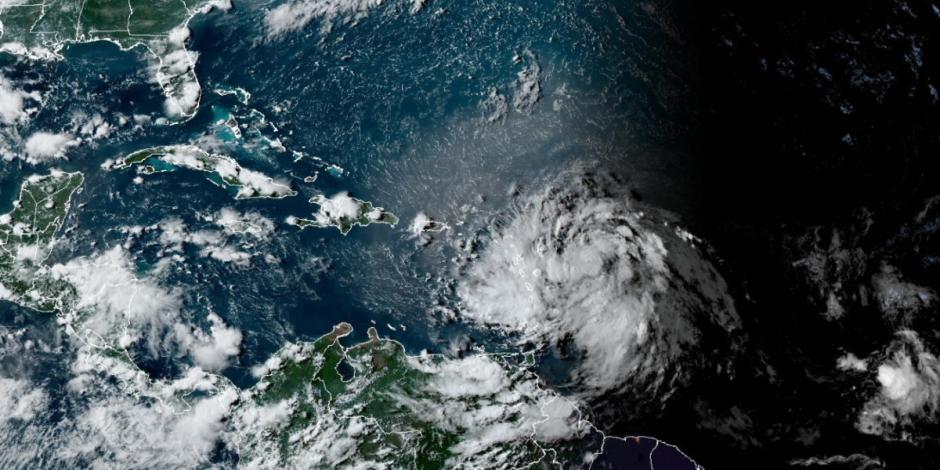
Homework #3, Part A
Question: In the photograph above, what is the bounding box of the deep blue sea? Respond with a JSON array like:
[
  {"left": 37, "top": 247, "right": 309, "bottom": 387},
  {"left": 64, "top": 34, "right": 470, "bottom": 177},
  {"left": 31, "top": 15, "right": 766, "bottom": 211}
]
[
  {"left": 0, "top": 1, "right": 706, "bottom": 464},
  {"left": 2, "top": 1, "right": 693, "bottom": 374}
]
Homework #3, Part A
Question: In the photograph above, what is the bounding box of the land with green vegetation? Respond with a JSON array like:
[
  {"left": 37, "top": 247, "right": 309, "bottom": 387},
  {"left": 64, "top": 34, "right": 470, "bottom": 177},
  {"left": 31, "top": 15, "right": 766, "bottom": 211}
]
[
  {"left": 288, "top": 193, "right": 399, "bottom": 235},
  {"left": 229, "top": 322, "right": 615, "bottom": 468},
  {"left": 0, "top": 0, "right": 229, "bottom": 119},
  {"left": 0, "top": 0, "right": 191, "bottom": 43},
  {"left": 0, "top": 171, "right": 682, "bottom": 468},
  {"left": 0, "top": 169, "right": 234, "bottom": 436},
  {"left": 0, "top": 173, "right": 614, "bottom": 467},
  {"left": 0, "top": 170, "right": 82, "bottom": 312},
  {"left": 106, "top": 145, "right": 297, "bottom": 199}
]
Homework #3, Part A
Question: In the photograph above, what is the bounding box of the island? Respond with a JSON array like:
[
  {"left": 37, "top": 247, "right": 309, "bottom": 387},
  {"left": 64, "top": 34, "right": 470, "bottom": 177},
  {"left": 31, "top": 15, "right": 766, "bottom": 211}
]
[
  {"left": 104, "top": 145, "right": 296, "bottom": 199},
  {"left": 287, "top": 191, "right": 398, "bottom": 235},
  {"left": 408, "top": 211, "right": 448, "bottom": 236},
  {"left": 0, "top": 170, "right": 703, "bottom": 469}
]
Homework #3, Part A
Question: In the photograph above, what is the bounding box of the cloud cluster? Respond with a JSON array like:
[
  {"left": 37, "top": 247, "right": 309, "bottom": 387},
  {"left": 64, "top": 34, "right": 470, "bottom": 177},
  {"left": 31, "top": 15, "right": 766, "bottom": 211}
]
[
  {"left": 408, "top": 211, "right": 448, "bottom": 239},
  {"left": 398, "top": 353, "right": 584, "bottom": 464},
  {"left": 311, "top": 191, "right": 363, "bottom": 222},
  {"left": 122, "top": 208, "right": 276, "bottom": 268},
  {"left": 0, "top": 83, "right": 123, "bottom": 165},
  {"left": 214, "top": 207, "right": 276, "bottom": 238},
  {"left": 856, "top": 330, "right": 940, "bottom": 439},
  {"left": 51, "top": 246, "right": 243, "bottom": 371},
  {"left": 872, "top": 265, "right": 936, "bottom": 319},
  {"left": 0, "top": 75, "right": 49, "bottom": 163},
  {"left": 6, "top": 241, "right": 249, "bottom": 465},
  {"left": 132, "top": 145, "right": 294, "bottom": 199},
  {"left": 56, "top": 367, "right": 238, "bottom": 468},
  {"left": 177, "top": 313, "right": 244, "bottom": 372},
  {"left": 459, "top": 172, "right": 740, "bottom": 395},
  {"left": 512, "top": 50, "right": 542, "bottom": 114},
  {"left": 0, "top": 336, "right": 242, "bottom": 469},
  {"left": 265, "top": 0, "right": 383, "bottom": 38},
  {"left": 231, "top": 344, "right": 587, "bottom": 468},
  {"left": 157, "top": 216, "right": 255, "bottom": 265},
  {"left": 0, "top": 76, "right": 39, "bottom": 126},
  {"left": 23, "top": 131, "right": 80, "bottom": 165},
  {"left": 150, "top": 27, "right": 201, "bottom": 119},
  {"left": 0, "top": 377, "right": 47, "bottom": 424}
]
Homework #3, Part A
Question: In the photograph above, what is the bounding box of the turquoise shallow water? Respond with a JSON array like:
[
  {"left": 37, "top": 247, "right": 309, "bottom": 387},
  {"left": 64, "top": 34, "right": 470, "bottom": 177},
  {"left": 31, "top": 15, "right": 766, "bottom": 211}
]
[
  {"left": 0, "top": 0, "right": 713, "bottom": 467},
  {"left": 3, "top": 2, "right": 935, "bottom": 468}
]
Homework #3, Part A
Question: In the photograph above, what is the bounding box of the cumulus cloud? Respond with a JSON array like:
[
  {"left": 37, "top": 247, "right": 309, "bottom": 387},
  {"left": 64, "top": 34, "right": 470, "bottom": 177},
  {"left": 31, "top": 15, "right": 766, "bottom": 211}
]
[
  {"left": 856, "top": 330, "right": 940, "bottom": 439},
  {"left": 837, "top": 353, "right": 869, "bottom": 372},
  {"left": 149, "top": 27, "right": 201, "bottom": 120},
  {"left": 312, "top": 191, "right": 362, "bottom": 221},
  {"left": 265, "top": 0, "right": 382, "bottom": 38},
  {"left": 872, "top": 265, "right": 935, "bottom": 318},
  {"left": 232, "top": 399, "right": 293, "bottom": 435},
  {"left": 23, "top": 132, "right": 79, "bottom": 164},
  {"left": 408, "top": 211, "right": 448, "bottom": 238},
  {"left": 480, "top": 87, "right": 509, "bottom": 123},
  {"left": 202, "top": 245, "right": 253, "bottom": 265},
  {"left": 512, "top": 50, "right": 542, "bottom": 114},
  {"left": 410, "top": 0, "right": 427, "bottom": 14},
  {"left": 400, "top": 353, "right": 585, "bottom": 464},
  {"left": 72, "top": 112, "right": 113, "bottom": 141},
  {"left": 105, "top": 145, "right": 295, "bottom": 199},
  {"left": 1, "top": 346, "right": 239, "bottom": 468},
  {"left": 212, "top": 207, "right": 275, "bottom": 239},
  {"left": 427, "top": 354, "right": 509, "bottom": 398},
  {"left": 59, "top": 388, "right": 238, "bottom": 467},
  {"left": 0, "top": 377, "right": 47, "bottom": 423},
  {"left": 0, "top": 85, "right": 25, "bottom": 125},
  {"left": 231, "top": 328, "right": 598, "bottom": 469},
  {"left": 52, "top": 246, "right": 183, "bottom": 351},
  {"left": 0, "top": 85, "right": 119, "bottom": 163},
  {"left": 228, "top": 397, "right": 377, "bottom": 469},
  {"left": 878, "top": 358, "right": 925, "bottom": 408},
  {"left": 141, "top": 209, "right": 275, "bottom": 266},
  {"left": 51, "top": 246, "right": 243, "bottom": 369},
  {"left": 176, "top": 313, "right": 243, "bottom": 371},
  {"left": 459, "top": 172, "right": 739, "bottom": 395},
  {"left": 0, "top": 76, "right": 38, "bottom": 125}
]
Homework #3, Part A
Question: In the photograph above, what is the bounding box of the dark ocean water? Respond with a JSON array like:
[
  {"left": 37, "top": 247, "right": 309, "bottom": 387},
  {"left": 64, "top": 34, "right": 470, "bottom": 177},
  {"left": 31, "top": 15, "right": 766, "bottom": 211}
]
[
  {"left": 12, "top": 1, "right": 940, "bottom": 468},
  {"left": 0, "top": 0, "right": 721, "bottom": 466},
  {"left": 157, "top": 0, "right": 696, "bottom": 382}
]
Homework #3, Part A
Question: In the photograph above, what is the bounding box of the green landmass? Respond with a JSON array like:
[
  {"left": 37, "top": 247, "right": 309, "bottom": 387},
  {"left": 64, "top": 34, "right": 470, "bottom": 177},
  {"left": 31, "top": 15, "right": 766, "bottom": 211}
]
[
  {"left": 81, "top": 0, "right": 132, "bottom": 34},
  {"left": 0, "top": 170, "right": 82, "bottom": 312},
  {"left": 289, "top": 193, "right": 399, "bottom": 235},
  {"left": 0, "top": 0, "right": 202, "bottom": 48},
  {"left": 230, "top": 323, "right": 597, "bottom": 468},
  {"left": 107, "top": 145, "right": 297, "bottom": 199},
  {"left": 0, "top": 0, "right": 228, "bottom": 119},
  {"left": 127, "top": 0, "right": 193, "bottom": 35},
  {"left": 0, "top": 170, "right": 684, "bottom": 468}
]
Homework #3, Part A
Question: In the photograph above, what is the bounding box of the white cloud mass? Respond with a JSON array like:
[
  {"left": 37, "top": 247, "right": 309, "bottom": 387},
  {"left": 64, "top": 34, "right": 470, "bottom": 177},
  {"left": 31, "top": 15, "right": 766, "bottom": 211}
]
[
  {"left": 0, "top": 76, "right": 35, "bottom": 125},
  {"left": 857, "top": 330, "right": 940, "bottom": 439},
  {"left": 23, "top": 132, "right": 79, "bottom": 164},
  {"left": 458, "top": 172, "right": 740, "bottom": 395},
  {"left": 265, "top": 0, "right": 383, "bottom": 38},
  {"left": 51, "top": 246, "right": 243, "bottom": 369},
  {"left": 0, "top": 377, "right": 47, "bottom": 424}
]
